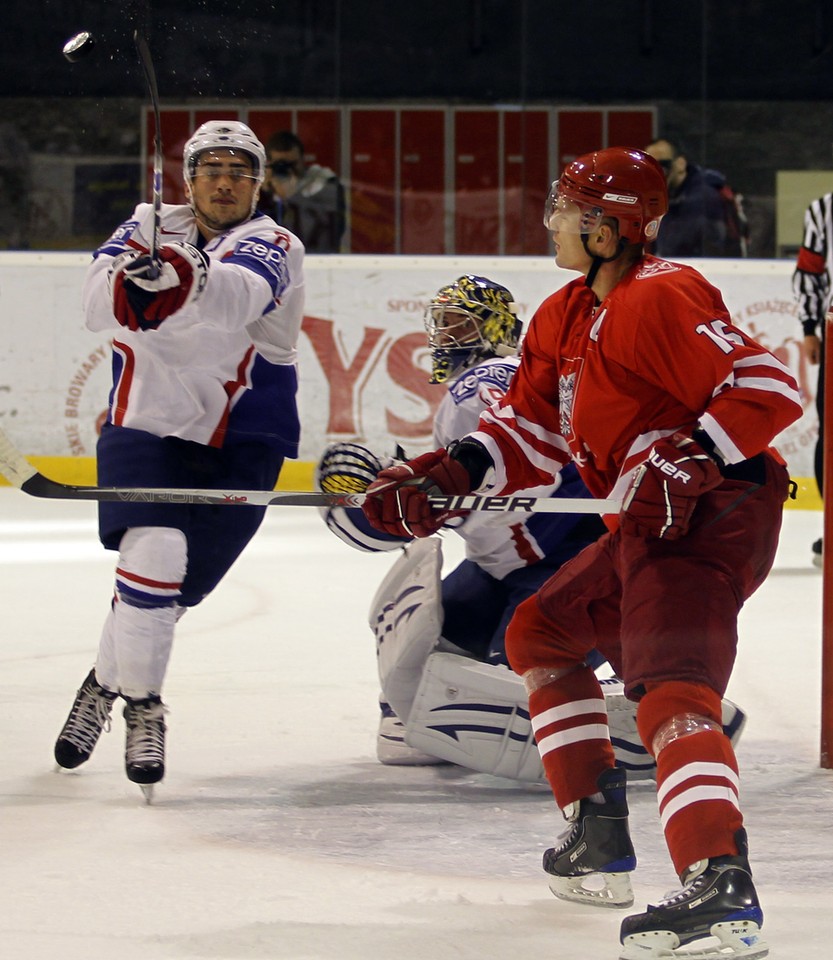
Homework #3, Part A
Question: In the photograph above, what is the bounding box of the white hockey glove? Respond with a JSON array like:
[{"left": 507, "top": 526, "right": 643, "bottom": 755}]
[{"left": 109, "top": 241, "right": 209, "bottom": 331}]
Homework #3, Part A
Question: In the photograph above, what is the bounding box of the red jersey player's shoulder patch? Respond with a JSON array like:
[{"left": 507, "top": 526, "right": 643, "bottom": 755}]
[{"left": 633, "top": 258, "right": 683, "bottom": 280}]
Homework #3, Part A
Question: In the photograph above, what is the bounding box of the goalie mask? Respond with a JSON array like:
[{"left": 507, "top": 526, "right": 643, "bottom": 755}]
[
  {"left": 183, "top": 121, "right": 267, "bottom": 217},
  {"left": 424, "top": 275, "right": 521, "bottom": 385}
]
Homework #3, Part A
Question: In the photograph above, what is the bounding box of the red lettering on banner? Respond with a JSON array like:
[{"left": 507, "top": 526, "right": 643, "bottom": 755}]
[
  {"left": 385, "top": 332, "right": 443, "bottom": 436},
  {"left": 301, "top": 315, "right": 387, "bottom": 433}
]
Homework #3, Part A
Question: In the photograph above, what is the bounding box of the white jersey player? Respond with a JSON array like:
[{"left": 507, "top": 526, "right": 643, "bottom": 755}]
[{"left": 53, "top": 121, "right": 305, "bottom": 799}]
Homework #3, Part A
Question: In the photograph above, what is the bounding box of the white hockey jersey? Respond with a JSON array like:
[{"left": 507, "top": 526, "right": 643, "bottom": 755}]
[
  {"left": 84, "top": 202, "right": 305, "bottom": 454},
  {"left": 433, "top": 356, "right": 597, "bottom": 579}
]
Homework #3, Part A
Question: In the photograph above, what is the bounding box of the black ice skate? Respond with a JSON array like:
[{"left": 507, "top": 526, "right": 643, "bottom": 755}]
[
  {"left": 54, "top": 669, "right": 118, "bottom": 769},
  {"left": 123, "top": 695, "right": 166, "bottom": 802},
  {"left": 619, "top": 830, "right": 768, "bottom": 960},
  {"left": 543, "top": 767, "right": 637, "bottom": 908}
]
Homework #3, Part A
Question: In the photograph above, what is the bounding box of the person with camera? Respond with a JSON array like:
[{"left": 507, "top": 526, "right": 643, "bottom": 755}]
[{"left": 260, "top": 130, "right": 346, "bottom": 253}]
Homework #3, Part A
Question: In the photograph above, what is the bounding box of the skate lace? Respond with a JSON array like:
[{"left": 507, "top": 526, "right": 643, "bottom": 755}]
[
  {"left": 549, "top": 815, "right": 581, "bottom": 857},
  {"left": 657, "top": 871, "right": 709, "bottom": 907},
  {"left": 125, "top": 703, "right": 166, "bottom": 765},
  {"left": 61, "top": 684, "right": 114, "bottom": 751}
]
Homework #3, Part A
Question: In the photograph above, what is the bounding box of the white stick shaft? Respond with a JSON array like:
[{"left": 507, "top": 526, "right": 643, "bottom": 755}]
[{"left": 0, "top": 426, "right": 620, "bottom": 514}]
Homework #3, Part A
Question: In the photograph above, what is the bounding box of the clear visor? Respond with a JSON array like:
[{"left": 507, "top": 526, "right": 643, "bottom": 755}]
[
  {"left": 190, "top": 149, "right": 259, "bottom": 182},
  {"left": 425, "top": 305, "right": 484, "bottom": 349},
  {"left": 543, "top": 185, "right": 604, "bottom": 234}
]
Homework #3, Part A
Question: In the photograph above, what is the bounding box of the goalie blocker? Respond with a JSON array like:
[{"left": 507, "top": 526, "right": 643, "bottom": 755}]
[{"left": 370, "top": 540, "right": 746, "bottom": 783}]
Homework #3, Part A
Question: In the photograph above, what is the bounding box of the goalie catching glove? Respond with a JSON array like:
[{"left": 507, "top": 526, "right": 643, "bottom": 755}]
[
  {"left": 362, "top": 439, "right": 492, "bottom": 539},
  {"left": 109, "top": 241, "right": 210, "bottom": 331},
  {"left": 620, "top": 431, "right": 722, "bottom": 540},
  {"left": 315, "top": 441, "right": 407, "bottom": 552}
]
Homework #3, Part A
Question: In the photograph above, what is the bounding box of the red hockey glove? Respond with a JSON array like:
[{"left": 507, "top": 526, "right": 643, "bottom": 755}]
[
  {"left": 109, "top": 241, "right": 210, "bottom": 331},
  {"left": 362, "top": 448, "right": 474, "bottom": 538},
  {"left": 620, "top": 432, "right": 722, "bottom": 540}
]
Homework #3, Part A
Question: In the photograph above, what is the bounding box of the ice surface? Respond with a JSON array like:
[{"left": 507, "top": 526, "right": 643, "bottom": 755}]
[{"left": 1, "top": 490, "right": 831, "bottom": 959}]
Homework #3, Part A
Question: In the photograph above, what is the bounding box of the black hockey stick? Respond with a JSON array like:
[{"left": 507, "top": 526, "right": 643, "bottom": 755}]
[
  {"left": 134, "top": 29, "right": 163, "bottom": 278},
  {"left": 0, "top": 427, "right": 620, "bottom": 514}
]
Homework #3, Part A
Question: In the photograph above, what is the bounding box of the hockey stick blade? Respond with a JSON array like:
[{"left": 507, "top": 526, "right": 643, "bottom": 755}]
[{"left": 0, "top": 428, "right": 620, "bottom": 514}]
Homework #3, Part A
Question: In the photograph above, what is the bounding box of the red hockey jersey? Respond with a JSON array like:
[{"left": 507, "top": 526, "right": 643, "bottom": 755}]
[{"left": 471, "top": 257, "right": 802, "bottom": 505}]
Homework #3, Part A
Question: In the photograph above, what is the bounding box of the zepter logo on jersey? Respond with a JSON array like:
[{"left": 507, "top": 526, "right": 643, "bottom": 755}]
[{"left": 229, "top": 238, "right": 290, "bottom": 297}]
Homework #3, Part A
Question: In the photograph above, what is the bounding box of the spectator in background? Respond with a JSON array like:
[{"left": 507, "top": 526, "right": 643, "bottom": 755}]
[
  {"left": 792, "top": 191, "right": 833, "bottom": 566},
  {"left": 645, "top": 137, "right": 748, "bottom": 258},
  {"left": 259, "top": 130, "right": 345, "bottom": 253}
]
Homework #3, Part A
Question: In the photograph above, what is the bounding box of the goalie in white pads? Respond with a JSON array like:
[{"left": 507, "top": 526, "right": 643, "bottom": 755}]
[
  {"left": 52, "top": 121, "right": 305, "bottom": 800},
  {"left": 317, "top": 276, "right": 746, "bottom": 783}
]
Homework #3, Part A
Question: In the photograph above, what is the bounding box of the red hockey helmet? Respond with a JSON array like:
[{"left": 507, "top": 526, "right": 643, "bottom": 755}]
[{"left": 544, "top": 147, "right": 668, "bottom": 244}]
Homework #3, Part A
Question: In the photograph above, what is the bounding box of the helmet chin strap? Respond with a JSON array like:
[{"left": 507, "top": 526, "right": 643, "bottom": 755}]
[{"left": 582, "top": 235, "right": 627, "bottom": 289}]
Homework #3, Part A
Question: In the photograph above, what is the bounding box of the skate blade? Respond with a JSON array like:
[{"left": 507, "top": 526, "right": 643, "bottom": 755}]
[
  {"left": 620, "top": 920, "right": 768, "bottom": 959},
  {"left": 140, "top": 783, "right": 155, "bottom": 804},
  {"left": 548, "top": 870, "right": 634, "bottom": 908}
]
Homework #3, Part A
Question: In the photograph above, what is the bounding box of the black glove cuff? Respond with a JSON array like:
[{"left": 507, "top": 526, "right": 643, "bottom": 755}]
[
  {"left": 446, "top": 438, "right": 494, "bottom": 489},
  {"left": 802, "top": 320, "right": 820, "bottom": 337},
  {"left": 691, "top": 428, "right": 726, "bottom": 468}
]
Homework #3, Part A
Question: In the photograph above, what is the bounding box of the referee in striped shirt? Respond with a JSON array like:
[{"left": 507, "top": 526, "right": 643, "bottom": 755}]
[{"left": 793, "top": 191, "right": 833, "bottom": 566}]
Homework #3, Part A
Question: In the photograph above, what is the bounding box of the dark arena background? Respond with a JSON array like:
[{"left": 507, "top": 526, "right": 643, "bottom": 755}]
[{"left": 1, "top": 0, "right": 832, "bottom": 254}]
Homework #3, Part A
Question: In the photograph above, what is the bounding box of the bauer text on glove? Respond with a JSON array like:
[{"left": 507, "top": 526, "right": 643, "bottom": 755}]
[{"left": 620, "top": 432, "right": 722, "bottom": 540}]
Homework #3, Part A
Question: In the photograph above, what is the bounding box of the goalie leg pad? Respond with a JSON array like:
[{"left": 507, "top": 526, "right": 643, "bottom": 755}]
[
  {"left": 404, "top": 659, "right": 729, "bottom": 784},
  {"left": 369, "top": 538, "right": 443, "bottom": 722},
  {"left": 404, "top": 652, "right": 546, "bottom": 782},
  {"left": 599, "top": 678, "right": 746, "bottom": 781}
]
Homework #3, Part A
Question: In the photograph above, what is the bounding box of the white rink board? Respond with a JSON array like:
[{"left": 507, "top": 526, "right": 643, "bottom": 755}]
[{"left": 0, "top": 252, "right": 817, "bottom": 477}]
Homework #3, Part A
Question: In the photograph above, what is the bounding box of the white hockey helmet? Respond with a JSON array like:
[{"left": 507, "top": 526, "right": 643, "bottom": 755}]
[
  {"left": 183, "top": 121, "right": 267, "bottom": 216},
  {"left": 183, "top": 120, "right": 266, "bottom": 182}
]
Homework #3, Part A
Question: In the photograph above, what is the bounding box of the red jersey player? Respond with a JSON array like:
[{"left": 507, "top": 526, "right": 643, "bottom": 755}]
[{"left": 361, "top": 148, "right": 801, "bottom": 959}]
